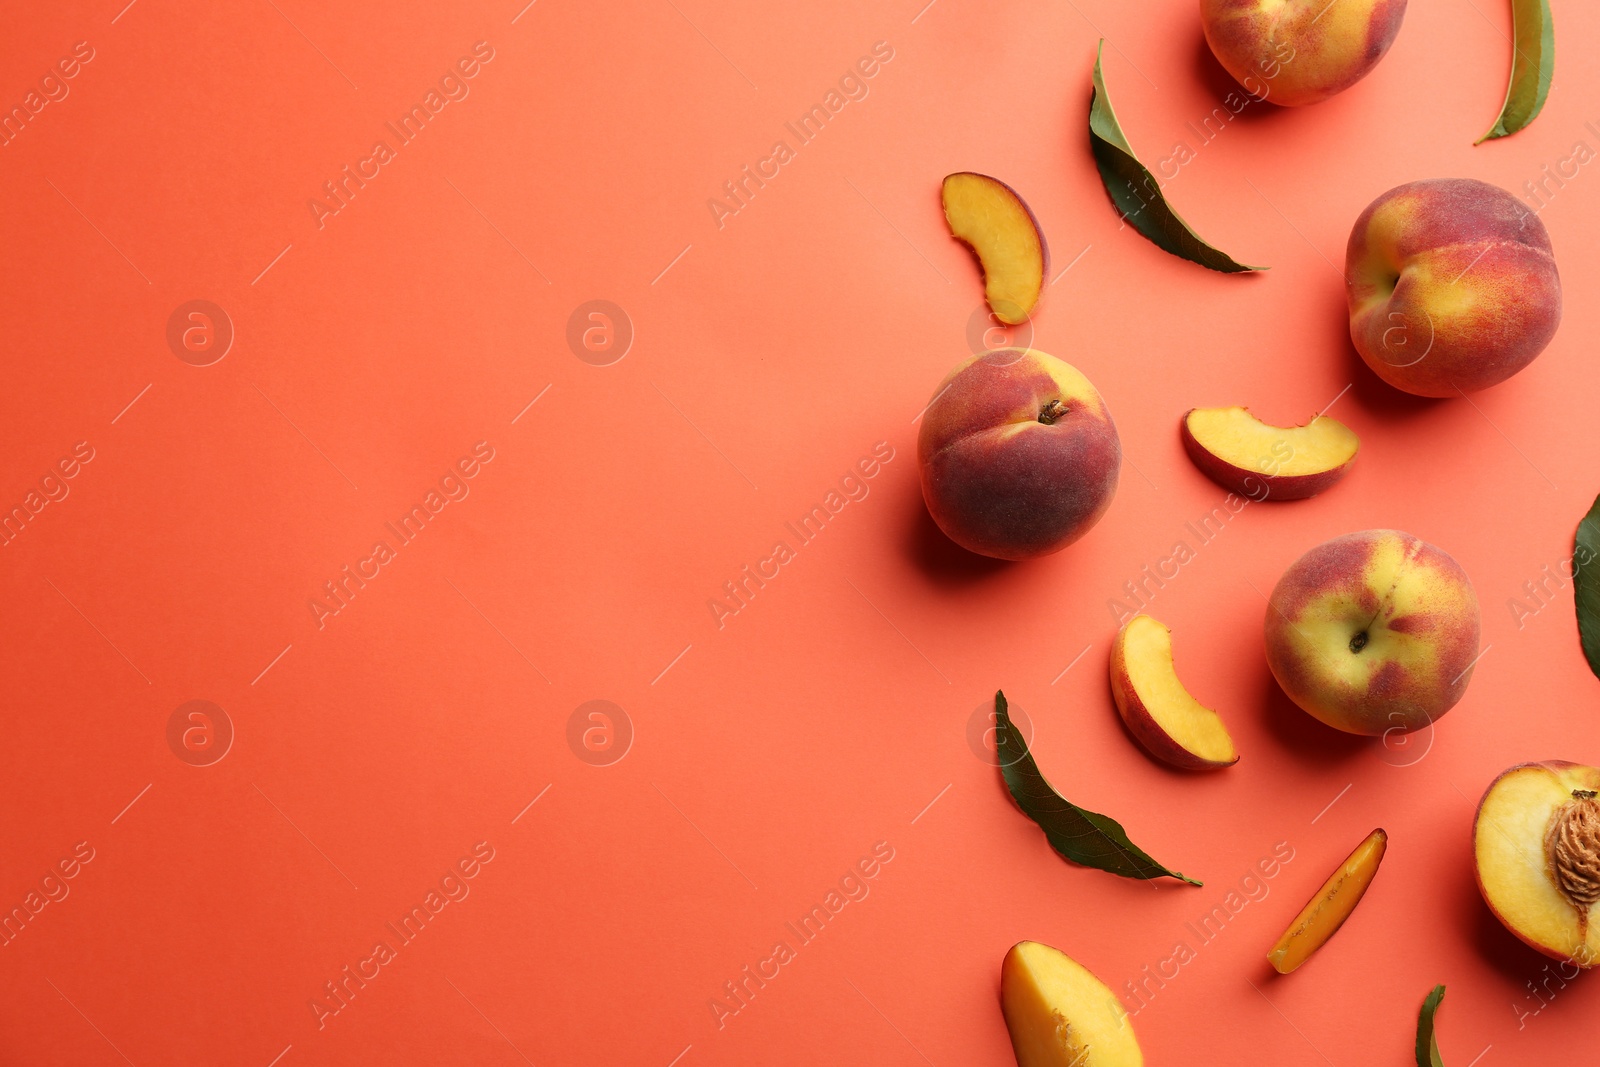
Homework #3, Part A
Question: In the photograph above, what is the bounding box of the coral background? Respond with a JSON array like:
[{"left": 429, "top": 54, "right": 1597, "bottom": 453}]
[{"left": 0, "top": 0, "right": 1596, "bottom": 1063}]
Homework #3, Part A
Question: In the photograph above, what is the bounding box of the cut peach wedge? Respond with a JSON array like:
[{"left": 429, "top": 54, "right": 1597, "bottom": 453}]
[
  {"left": 1475, "top": 761, "right": 1600, "bottom": 966},
  {"left": 1180, "top": 406, "right": 1358, "bottom": 501},
  {"left": 942, "top": 172, "right": 1047, "bottom": 325},
  {"left": 1268, "top": 828, "right": 1387, "bottom": 974},
  {"left": 1001, "top": 941, "right": 1142, "bottom": 1067},
  {"left": 1109, "top": 615, "right": 1237, "bottom": 771}
]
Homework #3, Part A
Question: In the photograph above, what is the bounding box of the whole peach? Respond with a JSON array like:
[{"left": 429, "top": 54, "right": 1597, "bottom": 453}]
[
  {"left": 1201, "top": 0, "right": 1407, "bottom": 107},
  {"left": 1346, "top": 178, "right": 1561, "bottom": 396},
  {"left": 1264, "top": 530, "right": 1480, "bottom": 735},
  {"left": 917, "top": 349, "right": 1120, "bottom": 560}
]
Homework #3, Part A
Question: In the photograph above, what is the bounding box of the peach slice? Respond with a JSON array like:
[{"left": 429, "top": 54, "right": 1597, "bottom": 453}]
[
  {"left": 1109, "top": 615, "right": 1238, "bottom": 771},
  {"left": 1268, "top": 828, "right": 1387, "bottom": 973},
  {"left": 1001, "top": 941, "right": 1142, "bottom": 1067},
  {"left": 1180, "top": 407, "right": 1359, "bottom": 501},
  {"left": 1475, "top": 761, "right": 1600, "bottom": 966},
  {"left": 942, "top": 172, "right": 1048, "bottom": 326}
]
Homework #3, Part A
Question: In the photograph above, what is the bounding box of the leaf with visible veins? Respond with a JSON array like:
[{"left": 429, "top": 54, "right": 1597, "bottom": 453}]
[
  {"left": 1089, "top": 41, "right": 1262, "bottom": 273},
  {"left": 994, "top": 691, "right": 1201, "bottom": 885},
  {"left": 1477, "top": 0, "right": 1553, "bottom": 143}
]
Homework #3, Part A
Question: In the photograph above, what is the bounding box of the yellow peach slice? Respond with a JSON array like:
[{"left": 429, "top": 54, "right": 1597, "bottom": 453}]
[
  {"left": 1475, "top": 761, "right": 1600, "bottom": 966},
  {"left": 942, "top": 172, "right": 1047, "bottom": 326},
  {"left": 1180, "top": 407, "right": 1359, "bottom": 501},
  {"left": 1268, "top": 828, "right": 1387, "bottom": 973},
  {"left": 1109, "top": 615, "right": 1238, "bottom": 771},
  {"left": 1001, "top": 941, "right": 1142, "bottom": 1067}
]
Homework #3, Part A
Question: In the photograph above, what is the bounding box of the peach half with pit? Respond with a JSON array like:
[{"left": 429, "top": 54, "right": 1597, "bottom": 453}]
[{"left": 1475, "top": 761, "right": 1600, "bottom": 966}]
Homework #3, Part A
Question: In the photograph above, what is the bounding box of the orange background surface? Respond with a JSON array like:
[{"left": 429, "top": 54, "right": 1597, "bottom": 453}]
[{"left": 0, "top": 0, "right": 1597, "bottom": 1063}]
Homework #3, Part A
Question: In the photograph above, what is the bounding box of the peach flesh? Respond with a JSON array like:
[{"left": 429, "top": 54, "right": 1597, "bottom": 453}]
[
  {"left": 1001, "top": 941, "right": 1142, "bottom": 1067},
  {"left": 1475, "top": 761, "right": 1600, "bottom": 966},
  {"left": 1180, "top": 406, "right": 1358, "bottom": 501},
  {"left": 942, "top": 172, "right": 1048, "bottom": 326},
  {"left": 1110, "top": 615, "right": 1238, "bottom": 770},
  {"left": 1268, "top": 828, "right": 1387, "bottom": 973}
]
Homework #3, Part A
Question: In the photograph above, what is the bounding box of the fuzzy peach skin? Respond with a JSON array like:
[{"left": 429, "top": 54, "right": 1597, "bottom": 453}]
[
  {"left": 1346, "top": 179, "right": 1561, "bottom": 396},
  {"left": 1200, "top": 0, "right": 1407, "bottom": 107},
  {"left": 918, "top": 349, "right": 1120, "bottom": 560},
  {"left": 1264, "top": 530, "right": 1480, "bottom": 735}
]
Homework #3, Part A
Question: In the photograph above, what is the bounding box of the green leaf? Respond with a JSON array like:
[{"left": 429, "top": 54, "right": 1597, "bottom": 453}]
[
  {"left": 993, "top": 691, "right": 1201, "bottom": 885},
  {"left": 1477, "top": 0, "right": 1554, "bottom": 143},
  {"left": 1089, "top": 41, "right": 1263, "bottom": 274},
  {"left": 1415, "top": 984, "right": 1446, "bottom": 1067},
  {"left": 1575, "top": 493, "right": 1600, "bottom": 680}
]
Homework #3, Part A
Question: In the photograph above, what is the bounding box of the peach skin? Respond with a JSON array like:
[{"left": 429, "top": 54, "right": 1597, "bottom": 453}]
[
  {"left": 1476, "top": 761, "right": 1600, "bottom": 967},
  {"left": 1346, "top": 178, "right": 1561, "bottom": 396},
  {"left": 1200, "top": 0, "right": 1407, "bottom": 107},
  {"left": 1264, "top": 530, "right": 1480, "bottom": 736},
  {"left": 917, "top": 349, "right": 1120, "bottom": 560}
]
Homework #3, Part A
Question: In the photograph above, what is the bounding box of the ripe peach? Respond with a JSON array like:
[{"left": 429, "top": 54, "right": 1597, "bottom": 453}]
[
  {"left": 917, "top": 349, "right": 1120, "bottom": 560},
  {"left": 1264, "top": 530, "right": 1480, "bottom": 735},
  {"left": 1200, "top": 0, "right": 1408, "bottom": 107},
  {"left": 1346, "top": 178, "right": 1561, "bottom": 396}
]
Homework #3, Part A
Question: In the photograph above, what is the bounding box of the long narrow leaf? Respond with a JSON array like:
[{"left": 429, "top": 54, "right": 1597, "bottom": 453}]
[
  {"left": 1477, "top": 0, "right": 1554, "bottom": 143},
  {"left": 1415, "top": 984, "right": 1446, "bottom": 1067},
  {"left": 1089, "top": 41, "right": 1262, "bottom": 273},
  {"left": 1575, "top": 493, "right": 1600, "bottom": 680},
  {"left": 994, "top": 691, "right": 1201, "bottom": 885}
]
